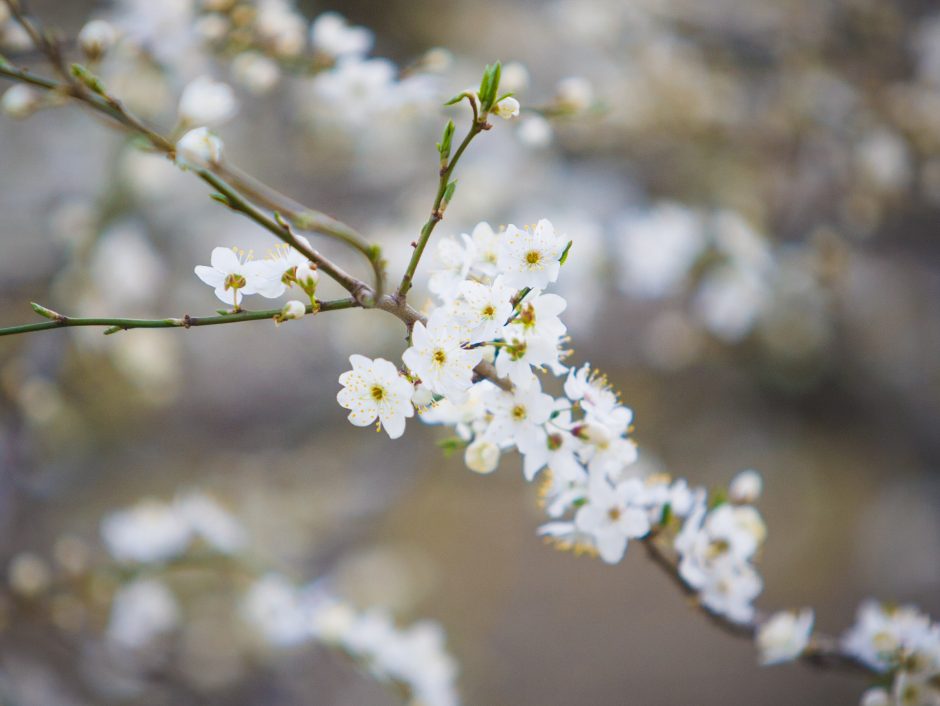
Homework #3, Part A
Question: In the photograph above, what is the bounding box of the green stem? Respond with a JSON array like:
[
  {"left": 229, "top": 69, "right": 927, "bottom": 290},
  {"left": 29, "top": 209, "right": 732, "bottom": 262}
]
[
  {"left": 0, "top": 299, "right": 357, "bottom": 337},
  {"left": 396, "top": 119, "right": 486, "bottom": 300}
]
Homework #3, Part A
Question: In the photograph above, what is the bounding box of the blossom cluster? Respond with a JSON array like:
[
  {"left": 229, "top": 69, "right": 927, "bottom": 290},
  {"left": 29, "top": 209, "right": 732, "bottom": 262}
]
[
  {"left": 244, "top": 579, "right": 460, "bottom": 706},
  {"left": 842, "top": 600, "right": 940, "bottom": 706},
  {"left": 333, "top": 217, "right": 781, "bottom": 627},
  {"left": 96, "top": 493, "right": 460, "bottom": 705}
]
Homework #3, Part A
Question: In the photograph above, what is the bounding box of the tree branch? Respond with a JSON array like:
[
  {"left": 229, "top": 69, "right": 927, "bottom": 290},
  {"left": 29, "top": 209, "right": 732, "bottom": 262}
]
[{"left": 0, "top": 299, "right": 357, "bottom": 338}]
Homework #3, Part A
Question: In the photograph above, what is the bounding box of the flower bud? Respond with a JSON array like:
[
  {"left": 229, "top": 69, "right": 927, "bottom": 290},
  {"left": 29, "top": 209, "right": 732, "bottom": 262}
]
[
  {"left": 729, "top": 469, "right": 762, "bottom": 504},
  {"left": 1, "top": 85, "right": 41, "bottom": 119},
  {"left": 412, "top": 383, "right": 434, "bottom": 409},
  {"left": 756, "top": 609, "right": 813, "bottom": 665},
  {"left": 178, "top": 76, "right": 238, "bottom": 127},
  {"left": 294, "top": 262, "right": 319, "bottom": 293},
  {"left": 494, "top": 96, "right": 520, "bottom": 120},
  {"left": 175, "top": 127, "right": 223, "bottom": 167},
  {"left": 464, "top": 439, "right": 500, "bottom": 474},
  {"left": 278, "top": 299, "right": 307, "bottom": 322},
  {"left": 78, "top": 20, "right": 117, "bottom": 61}
]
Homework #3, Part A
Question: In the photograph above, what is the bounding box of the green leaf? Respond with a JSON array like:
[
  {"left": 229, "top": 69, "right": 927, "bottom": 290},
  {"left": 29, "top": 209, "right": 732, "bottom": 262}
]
[
  {"left": 660, "top": 502, "right": 673, "bottom": 527},
  {"left": 478, "top": 60, "right": 502, "bottom": 112},
  {"left": 436, "top": 120, "right": 455, "bottom": 161},
  {"left": 559, "top": 240, "right": 573, "bottom": 265},
  {"left": 437, "top": 436, "right": 468, "bottom": 457},
  {"left": 443, "top": 92, "right": 466, "bottom": 106},
  {"left": 442, "top": 179, "right": 457, "bottom": 206}
]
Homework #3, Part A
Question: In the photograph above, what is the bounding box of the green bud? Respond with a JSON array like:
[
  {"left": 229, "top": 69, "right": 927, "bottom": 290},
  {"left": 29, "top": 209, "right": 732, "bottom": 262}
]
[
  {"left": 69, "top": 63, "right": 106, "bottom": 94},
  {"left": 437, "top": 120, "right": 455, "bottom": 162},
  {"left": 30, "top": 302, "right": 60, "bottom": 320},
  {"left": 559, "top": 240, "right": 573, "bottom": 265},
  {"left": 441, "top": 180, "right": 457, "bottom": 209}
]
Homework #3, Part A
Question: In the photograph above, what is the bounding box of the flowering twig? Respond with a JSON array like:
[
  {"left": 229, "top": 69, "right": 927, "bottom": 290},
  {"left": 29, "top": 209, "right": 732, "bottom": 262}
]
[
  {"left": 0, "top": 299, "right": 357, "bottom": 337},
  {"left": 0, "top": 2, "right": 383, "bottom": 291},
  {"left": 396, "top": 70, "right": 501, "bottom": 301}
]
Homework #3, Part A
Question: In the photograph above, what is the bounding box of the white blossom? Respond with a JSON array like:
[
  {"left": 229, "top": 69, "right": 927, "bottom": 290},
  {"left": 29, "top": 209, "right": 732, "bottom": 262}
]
[
  {"left": 452, "top": 277, "right": 514, "bottom": 343},
  {"left": 464, "top": 439, "right": 500, "bottom": 474},
  {"left": 310, "top": 12, "right": 373, "bottom": 59},
  {"left": 428, "top": 233, "right": 476, "bottom": 303},
  {"left": 101, "top": 499, "right": 192, "bottom": 563},
  {"left": 757, "top": 609, "right": 814, "bottom": 665},
  {"left": 575, "top": 475, "right": 651, "bottom": 563},
  {"left": 194, "top": 246, "right": 261, "bottom": 308},
  {"left": 482, "top": 380, "right": 554, "bottom": 451},
  {"left": 253, "top": 240, "right": 312, "bottom": 298},
  {"left": 178, "top": 75, "right": 238, "bottom": 126},
  {"left": 497, "top": 219, "right": 566, "bottom": 290},
  {"left": 231, "top": 52, "right": 281, "bottom": 94},
  {"left": 241, "top": 573, "right": 310, "bottom": 647},
  {"left": 402, "top": 311, "right": 483, "bottom": 404},
  {"left": 107, "top": 579, "right": 180, "bottom": 649},
  {"left": 337, "top": 355, "right": 415, "bottom": 439},
  {"left": 277, "top": 299, "right": 307, "bottom": 322}
]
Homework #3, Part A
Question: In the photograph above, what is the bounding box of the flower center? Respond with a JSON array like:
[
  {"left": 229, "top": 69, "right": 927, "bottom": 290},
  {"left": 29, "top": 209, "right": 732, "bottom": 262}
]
[
  {"left": 511, "top": 404, "right": 527, "bottom": 421},
  {"left": 482, "top": 304, "right": 495, "bottom": 318},
  {"left": 370, "top": 385, "right": 386, "bottom": 401},
  {"left": 608, "top": 507, "right": 622, "bottom": 521},
  {"left": 525, "top": 250, "right": 542, "bottom": 266},
  {"left": 224, "top": 273, "right": 247, "bottom": 290},
  {"left": 432, "top": 349, "right": 447, "bottom": 365}
]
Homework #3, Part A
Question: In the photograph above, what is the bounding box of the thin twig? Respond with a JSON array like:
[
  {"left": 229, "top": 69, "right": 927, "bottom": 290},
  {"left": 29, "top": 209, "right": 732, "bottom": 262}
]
[{"left": 0, "top": 299, "right": 357, "bottom": 337}]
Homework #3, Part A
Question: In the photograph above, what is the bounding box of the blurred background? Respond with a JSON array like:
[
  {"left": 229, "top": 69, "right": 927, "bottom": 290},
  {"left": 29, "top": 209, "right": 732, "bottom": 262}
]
[{"left": 1, "top": 0, "right": 939, "bottom": 704}]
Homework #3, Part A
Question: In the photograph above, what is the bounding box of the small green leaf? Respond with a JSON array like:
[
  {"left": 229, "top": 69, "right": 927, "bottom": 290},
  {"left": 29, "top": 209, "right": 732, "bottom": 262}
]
[
  {"left": 437, "top": 119, "right": 455, "bottom": 161},
  {"left": 443, "top": 92, "right": 466, "bottom": 106},
  {"left": 660, "top": 502, "right": 672, "bottom": 527},
  {"left": 442, "top": 179, "right": 457, "bottom": 207},
  {"left": 708, "top": 489, "right": 728, "bottom": 510},
  {"left": 559, "top": 240, "right": 573, "bottom": 265},
  {"left": 209, "top": 193, "right": 230, "bottom": 207},
  {"left": 437, "top": 436, "right": 468, "bottom": 457}
]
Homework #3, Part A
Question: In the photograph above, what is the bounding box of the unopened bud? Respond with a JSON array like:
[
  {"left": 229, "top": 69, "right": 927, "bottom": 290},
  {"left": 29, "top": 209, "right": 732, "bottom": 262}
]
[
  {"left": 275, "top": 299, "right": 307, "bottom": 324},
  {"left": 78, "top": 20, "right": 117, "bottom": 61},
  {"left": 2, "top": 84, "right": 40, "bottom": 119},
  {"left": 294, "top": 262, "right": 319, "bottom": 293},
  {"left": 464, "top": 439, "right": 500, "bottom": 474},
  {"left": 494, "top": 96, "right": 520, "bottom": 120},
  {"left": 175, "top": 127, "right": 223, "bottom": 167},
  {"left": 729, "top": 469, "right": 763, "bottom": 504}
]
